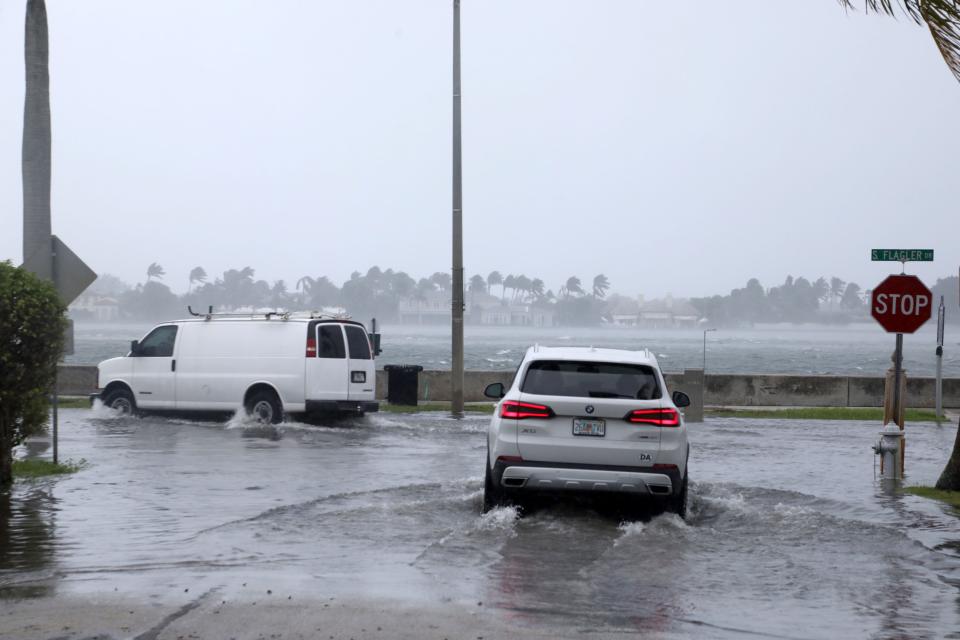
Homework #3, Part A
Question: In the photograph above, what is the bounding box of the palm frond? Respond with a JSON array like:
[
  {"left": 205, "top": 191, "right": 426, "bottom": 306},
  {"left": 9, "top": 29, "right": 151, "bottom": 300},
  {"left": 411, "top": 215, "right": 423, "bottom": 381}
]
[{"left": 839, "top": 0, "right": 960, "bottom": 82}]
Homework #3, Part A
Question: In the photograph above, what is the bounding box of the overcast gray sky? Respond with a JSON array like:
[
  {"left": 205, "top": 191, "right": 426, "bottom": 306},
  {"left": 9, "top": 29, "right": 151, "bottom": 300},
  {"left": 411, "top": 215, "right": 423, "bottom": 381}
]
[{"left": 1, "top": 1, "right": 958, "bottom": 299}]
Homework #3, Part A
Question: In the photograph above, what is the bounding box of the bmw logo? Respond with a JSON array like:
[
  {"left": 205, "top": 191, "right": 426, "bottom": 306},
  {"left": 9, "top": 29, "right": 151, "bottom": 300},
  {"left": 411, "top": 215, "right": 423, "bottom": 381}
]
[{"left": 585, "top": 405, "right": 595, "bottom": 414}]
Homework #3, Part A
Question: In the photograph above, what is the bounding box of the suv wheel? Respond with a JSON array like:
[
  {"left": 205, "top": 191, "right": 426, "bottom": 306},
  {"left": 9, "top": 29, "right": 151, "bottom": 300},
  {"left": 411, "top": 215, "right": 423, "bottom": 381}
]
[
  {"left": 483, "top": 462, "right": 510, "bottom": 513},
  {"left": 667, "top": 473, "right": 688, "bottom": 520}
]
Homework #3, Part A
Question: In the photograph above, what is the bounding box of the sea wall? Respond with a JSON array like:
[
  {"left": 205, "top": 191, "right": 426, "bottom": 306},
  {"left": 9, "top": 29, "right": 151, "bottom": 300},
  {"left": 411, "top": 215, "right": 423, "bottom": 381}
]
[{"left": 60, "top": 365, "right": 960, "bottom": 412}]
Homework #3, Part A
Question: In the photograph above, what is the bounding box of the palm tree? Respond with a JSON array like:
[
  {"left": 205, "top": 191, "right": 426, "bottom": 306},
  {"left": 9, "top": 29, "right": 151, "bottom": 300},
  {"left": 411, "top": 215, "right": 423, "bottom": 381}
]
[
  {"left": 430, "top": 271, "right": 452, "bottom": 293},
  {"left": 813, "top": 277, "right": 829, "bottom": 307},
  {"left": 296, "top": 276, "right": 314, "bottom": 305},
  {"left": 189, "top": 266, "right": 207, "bottom": 292},
  {"left": 487, "top": 271, "right": 503, "bottom": 299},
  {"left": 565, "top": 276, "right": 583, "bottom": 299},
  {"left": 468, "top": 274, "right": 487, "bottom": 295},
  {"left": 503, "top": 275, "right": 516, "bottom": 302},
  {"left": 830, "top": 277, "right": 846, "bottom": 308},
  {"left": 270, "top": 280, "right": 288, "bottom": 307},
  {"left": 514, "top": 275, "right": 532, "bottom": 302},
  {"left": 530, "top": 278, "right": 545, "bottom": 301},
  {"left": 840, "top": 1, "right": 960, "bottom": 82},
  {"left": 146, "top": 262, "right": 165, "bottom": 281},
  {"left": 592, "top": 274, "right": 610, "bottom": 300}
]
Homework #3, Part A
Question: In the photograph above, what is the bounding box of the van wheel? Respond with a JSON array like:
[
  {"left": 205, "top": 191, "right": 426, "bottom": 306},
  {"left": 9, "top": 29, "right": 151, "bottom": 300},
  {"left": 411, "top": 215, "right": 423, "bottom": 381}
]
[
  {"left": 103, "top": 387, "right": 136, "bottom": 416},
  {"left": 246, "top": 390, "right": 282, "bottom": 424}
]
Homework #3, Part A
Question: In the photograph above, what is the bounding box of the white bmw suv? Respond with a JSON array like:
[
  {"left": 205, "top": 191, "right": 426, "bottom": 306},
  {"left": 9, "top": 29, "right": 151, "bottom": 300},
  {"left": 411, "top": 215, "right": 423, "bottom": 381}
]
[{"left": 483, "top": 346, "right": 691, "bottom": 517}]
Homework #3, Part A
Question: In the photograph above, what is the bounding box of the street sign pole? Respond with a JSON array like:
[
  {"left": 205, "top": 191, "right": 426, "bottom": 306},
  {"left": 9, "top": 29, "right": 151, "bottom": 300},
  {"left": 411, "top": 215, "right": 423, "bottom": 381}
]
[
  {"left": 870, "top": 271, "right": 934, "bottom": 480},
  {"left": 893, "top": 332, "right": 903, "bottom": 427},
  {"left": 936, "top": 296, "right": 945, "bottom": 420}
]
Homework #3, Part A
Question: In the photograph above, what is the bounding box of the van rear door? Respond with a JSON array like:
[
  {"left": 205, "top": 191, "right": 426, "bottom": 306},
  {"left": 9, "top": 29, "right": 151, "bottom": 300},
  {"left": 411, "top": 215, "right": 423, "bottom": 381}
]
[
  {"left": 344, "top": 325, "right": 375, "bottom": 400},
  {"left": 305, "top": 323, "right": 349, "bottom": 400}
]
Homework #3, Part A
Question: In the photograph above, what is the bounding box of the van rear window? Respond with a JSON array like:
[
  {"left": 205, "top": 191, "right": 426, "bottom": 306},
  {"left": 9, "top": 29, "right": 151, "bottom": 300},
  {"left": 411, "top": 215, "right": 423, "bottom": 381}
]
[
  {"left": 521, "top": 360, "right": 661, "bottom": 399},
  {"left": 345, "top": 326, "right": 371, "bottom": 360},
  {"left": 318, "top": 326, "right": 346, "bottom": 359}
]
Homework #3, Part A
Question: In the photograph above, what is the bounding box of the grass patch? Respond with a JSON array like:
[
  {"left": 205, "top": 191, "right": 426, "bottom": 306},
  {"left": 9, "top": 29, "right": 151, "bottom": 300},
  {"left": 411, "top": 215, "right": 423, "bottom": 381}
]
[
  {"left": 13, "top": 458, "right": 86, "bottom": 479},
  {"left": 903, "top": 486, "right": 960, "bottom": 509},
  {"left": 706, "top": 407, "right": 942, "bottom": 422},
  {"left": 380, "top": 402, "right": 495, "bottom": 414},
  {"left": 55, "top": 397, "right": 91, "bottom": 409}
]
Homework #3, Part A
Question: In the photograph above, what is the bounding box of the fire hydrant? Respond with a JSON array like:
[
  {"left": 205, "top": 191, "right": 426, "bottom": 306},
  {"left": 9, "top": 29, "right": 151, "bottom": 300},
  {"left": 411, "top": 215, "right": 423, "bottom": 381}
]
[{"left": 872, "top": 423, "right": 904, "bottom": 480}]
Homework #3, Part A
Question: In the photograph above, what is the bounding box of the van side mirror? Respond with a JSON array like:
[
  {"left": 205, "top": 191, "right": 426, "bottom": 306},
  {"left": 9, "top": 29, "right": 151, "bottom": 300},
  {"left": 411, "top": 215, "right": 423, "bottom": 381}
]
[
  {"left": 129, "top": 340, "right": 141, "bottom": 357},
  {"left": 672, "top": 391, "right": 691, "bottom": 408},
  {"left": 484, "top": 382, "right": 505, "bottom": 399}
]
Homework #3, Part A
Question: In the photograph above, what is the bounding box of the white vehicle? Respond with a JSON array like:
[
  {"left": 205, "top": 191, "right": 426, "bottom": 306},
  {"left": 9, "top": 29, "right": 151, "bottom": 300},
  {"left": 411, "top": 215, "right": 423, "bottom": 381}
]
[
  {"left": 93, "top": 312, "right": 379, "bottom": 423},
  {"left": 482, "top": 346, "right": 691, "bottom": 516}
]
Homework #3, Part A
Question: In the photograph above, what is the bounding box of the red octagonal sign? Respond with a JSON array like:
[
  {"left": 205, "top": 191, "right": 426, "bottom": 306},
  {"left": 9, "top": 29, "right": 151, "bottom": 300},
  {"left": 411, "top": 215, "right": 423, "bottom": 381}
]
[{"left": 871, "top": 274, "right": 933, "bottom": 334}]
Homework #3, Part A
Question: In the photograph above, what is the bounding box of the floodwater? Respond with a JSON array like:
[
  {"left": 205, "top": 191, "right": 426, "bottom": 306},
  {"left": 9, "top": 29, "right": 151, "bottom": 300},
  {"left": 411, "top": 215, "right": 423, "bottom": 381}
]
[
  {"left": 3, "top": 409, "right": 960, "bottom": 638},
  {"left": 69, "top": 322, "right": 960, "bottom": 377}
]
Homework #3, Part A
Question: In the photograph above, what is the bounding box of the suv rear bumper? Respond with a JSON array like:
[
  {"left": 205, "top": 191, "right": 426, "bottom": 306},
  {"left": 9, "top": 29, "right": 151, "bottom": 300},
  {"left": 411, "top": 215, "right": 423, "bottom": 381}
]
[
  {"left": 494, "top": 459, "right": 680, "bottom": 497},
  {"left": 305, "top": 400, "right": 379, "bottom": 414}
]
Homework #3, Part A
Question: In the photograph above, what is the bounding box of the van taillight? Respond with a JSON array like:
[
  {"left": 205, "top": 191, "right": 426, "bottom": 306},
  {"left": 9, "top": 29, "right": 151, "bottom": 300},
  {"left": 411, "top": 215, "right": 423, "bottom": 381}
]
[
  {"left": 624, "top": 408, "right": 680, "bottom": 427},
  {"left": 306, "top": 337, "right": 317, "bottom": 357},
  {"left": 500, "top": 400, "right": 553, "bottom": 419}
]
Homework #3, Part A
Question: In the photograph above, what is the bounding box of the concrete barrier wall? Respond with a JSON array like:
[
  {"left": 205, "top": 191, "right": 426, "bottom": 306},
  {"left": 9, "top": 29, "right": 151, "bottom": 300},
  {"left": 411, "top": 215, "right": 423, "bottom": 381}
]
[
  {"left": 58, "top": 364, "right": 97, "bottom": 396},
  {"left": 61, "top": 364, "right": 960, "bottom": 408}
]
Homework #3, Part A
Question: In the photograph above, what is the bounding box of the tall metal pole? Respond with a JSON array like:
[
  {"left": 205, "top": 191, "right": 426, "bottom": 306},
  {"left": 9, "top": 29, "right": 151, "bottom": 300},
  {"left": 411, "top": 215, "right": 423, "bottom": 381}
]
[
  {"left": 893, "top": 333, "right": 903, "bottom": 424},
  {"left": 893, "top": 332, "right": 905, "bottom": 475},
  {"left": 936, "top": 296, "right": 945, "bottom": 420},
  {"left": 702, "top": 328, "right": 715, "bottom": 373},
  {"left": 451, "top": 0, "right": 465, "bottom": 417}
]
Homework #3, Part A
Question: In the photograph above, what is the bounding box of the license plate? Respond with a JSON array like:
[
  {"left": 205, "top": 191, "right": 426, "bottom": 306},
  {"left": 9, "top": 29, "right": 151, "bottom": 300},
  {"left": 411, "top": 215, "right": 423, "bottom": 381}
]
[{"left": 572, "top": 418, "right": 605, "bottom": 437}]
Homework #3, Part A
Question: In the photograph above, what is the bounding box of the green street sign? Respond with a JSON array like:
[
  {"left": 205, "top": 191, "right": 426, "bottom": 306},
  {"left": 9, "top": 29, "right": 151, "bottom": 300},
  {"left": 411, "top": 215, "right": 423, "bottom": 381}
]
[{"left": 871, "top": 249, "right": 934, "bottom": 262}]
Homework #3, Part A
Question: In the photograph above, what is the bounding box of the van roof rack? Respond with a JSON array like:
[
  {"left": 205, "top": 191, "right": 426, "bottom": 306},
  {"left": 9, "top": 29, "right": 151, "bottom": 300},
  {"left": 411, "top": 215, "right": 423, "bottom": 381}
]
[{"left": 186, "top": 306, "right": 352, "bottom": 322}]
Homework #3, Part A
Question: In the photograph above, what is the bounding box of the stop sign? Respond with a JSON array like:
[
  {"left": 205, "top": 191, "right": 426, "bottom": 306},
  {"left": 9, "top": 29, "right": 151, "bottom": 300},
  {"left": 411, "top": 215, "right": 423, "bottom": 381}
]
[{"left": 871, "top": 274, "right": 933, "bottom": 334}]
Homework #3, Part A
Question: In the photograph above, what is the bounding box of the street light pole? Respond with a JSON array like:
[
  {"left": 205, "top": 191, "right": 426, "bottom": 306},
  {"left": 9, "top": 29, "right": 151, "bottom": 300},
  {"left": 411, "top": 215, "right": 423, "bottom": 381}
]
[
  {"left": 450, "top": 0, "right": 465, "bottom": 418},
  {"left": 703, "top": 328, "right": 716, "bottom": 373}
]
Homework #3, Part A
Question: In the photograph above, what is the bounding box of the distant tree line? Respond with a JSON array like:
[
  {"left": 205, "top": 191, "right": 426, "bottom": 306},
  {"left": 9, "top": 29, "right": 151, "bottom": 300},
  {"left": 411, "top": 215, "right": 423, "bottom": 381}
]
[
  {"left": 88, "top": 264, "right": 614, "bottom": 325},
  {"left": 80, "top": 265, "right": 960, "bottom": 327},
  {"left": 691, "top": 274, "right": 960, "bottom": 327}
]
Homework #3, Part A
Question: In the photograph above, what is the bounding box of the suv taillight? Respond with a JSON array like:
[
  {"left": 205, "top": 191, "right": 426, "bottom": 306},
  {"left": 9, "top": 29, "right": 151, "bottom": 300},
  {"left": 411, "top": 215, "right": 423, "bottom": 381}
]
[
  {"left": 500, "top": 400, "right": 553, "bottom": 419},
  {"left": 306, "top": 337, "right": 317, "bottom": 357},
  {"left": 625, "top": 408, "right": 680, "bottom": 427}
]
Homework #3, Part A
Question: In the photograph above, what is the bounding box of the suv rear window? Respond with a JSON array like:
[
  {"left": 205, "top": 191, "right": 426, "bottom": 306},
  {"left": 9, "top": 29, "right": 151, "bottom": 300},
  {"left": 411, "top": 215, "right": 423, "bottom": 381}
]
[{"left": 521, "top": 360, "right": 661, "bottom": 399}]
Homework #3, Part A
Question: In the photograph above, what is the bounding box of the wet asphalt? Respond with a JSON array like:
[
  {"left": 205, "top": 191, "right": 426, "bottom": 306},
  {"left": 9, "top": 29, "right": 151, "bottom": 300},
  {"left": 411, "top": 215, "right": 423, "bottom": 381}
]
[{"left": 2, "top": 407, "right": 960, "bottom": 639}]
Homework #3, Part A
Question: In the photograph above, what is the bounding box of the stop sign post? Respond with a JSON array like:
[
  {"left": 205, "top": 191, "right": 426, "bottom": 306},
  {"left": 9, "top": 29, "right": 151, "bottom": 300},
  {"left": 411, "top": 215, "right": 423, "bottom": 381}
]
[{"left": 870, "top": 274, "right": 933, "bottom": 478}]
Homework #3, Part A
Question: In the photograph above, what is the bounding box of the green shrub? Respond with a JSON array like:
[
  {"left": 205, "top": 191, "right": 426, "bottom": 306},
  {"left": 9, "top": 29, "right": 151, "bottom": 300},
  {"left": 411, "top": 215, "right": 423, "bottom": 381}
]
[{"left": 0, "top": 261, "right": 67, "bottom": 485}]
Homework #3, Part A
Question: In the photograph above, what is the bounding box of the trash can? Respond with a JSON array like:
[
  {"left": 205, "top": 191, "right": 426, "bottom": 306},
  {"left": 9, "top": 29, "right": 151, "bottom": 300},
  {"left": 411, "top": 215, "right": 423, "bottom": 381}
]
[{"left": 383, "top": 364, "right": 423, "bottom": 406}]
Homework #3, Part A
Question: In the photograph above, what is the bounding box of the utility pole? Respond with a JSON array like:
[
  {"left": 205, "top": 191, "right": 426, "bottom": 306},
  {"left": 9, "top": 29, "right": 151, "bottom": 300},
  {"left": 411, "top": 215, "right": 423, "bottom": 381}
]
[
  {"left": 21, "top": 1, "right": 96, "bottom": 462},
  {"left": 450, "top": 0, "right": 465, "bottom": 417},
  {"left": 23, "top": 0, "right": 51, "bottom": 278}
]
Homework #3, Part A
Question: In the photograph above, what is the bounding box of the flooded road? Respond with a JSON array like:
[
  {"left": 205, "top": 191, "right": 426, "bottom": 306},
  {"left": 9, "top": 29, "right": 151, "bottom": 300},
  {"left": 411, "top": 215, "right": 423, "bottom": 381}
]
[{"left": 3, "top": 409, "right": 960, "bottom": 639}]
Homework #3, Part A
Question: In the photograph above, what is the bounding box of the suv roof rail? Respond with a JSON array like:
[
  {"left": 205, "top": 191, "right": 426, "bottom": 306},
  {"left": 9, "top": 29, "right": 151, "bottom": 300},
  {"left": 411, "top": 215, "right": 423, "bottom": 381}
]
[{"left": 186, "top": 306, "right": 353, "bottom": 322}]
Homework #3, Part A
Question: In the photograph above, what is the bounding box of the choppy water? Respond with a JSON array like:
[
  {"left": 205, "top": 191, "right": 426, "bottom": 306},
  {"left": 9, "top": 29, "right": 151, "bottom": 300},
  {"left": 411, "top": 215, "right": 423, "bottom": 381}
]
[
  {"left": 70, "top": 322, "right": 960, "bottom": 376},
  {"left": 3, "top": 408, "right": 960, "bottom": 638}
]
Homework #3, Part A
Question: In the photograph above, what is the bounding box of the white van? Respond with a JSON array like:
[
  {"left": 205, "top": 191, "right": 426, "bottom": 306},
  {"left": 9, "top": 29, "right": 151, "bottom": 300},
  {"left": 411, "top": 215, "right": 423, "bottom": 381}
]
[{"left": 93, "top": 313, "right": 379, "bottom": 422}]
